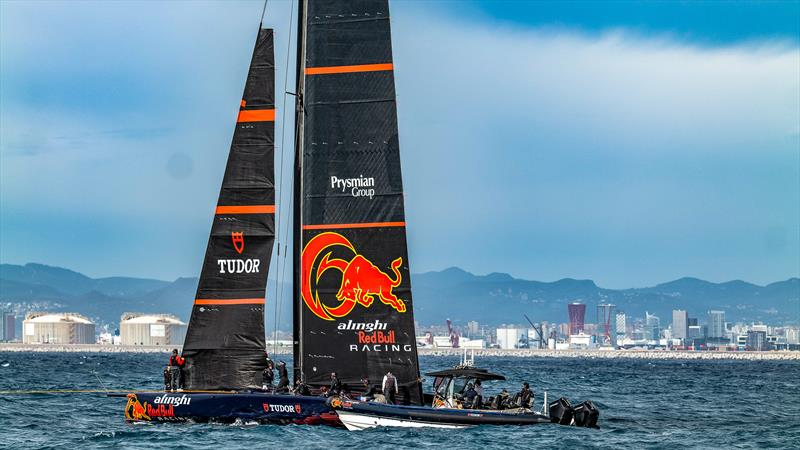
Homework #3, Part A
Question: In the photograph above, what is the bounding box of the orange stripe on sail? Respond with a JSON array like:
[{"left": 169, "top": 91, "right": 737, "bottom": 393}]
[
  {"left": 305, "top": 63, "right": 393, "bottom": 75},
  {"left": 194, "top": 298, "right": 265, "bottom": 305},
  {"left": 215, "top": 205, "right": 275, "bottom": 214},
  {"left": 237, "top": 109, "right": 275, "bottom": 122},
  {"left": 302, "top": 221, "right": 405, "bottom": 230}
]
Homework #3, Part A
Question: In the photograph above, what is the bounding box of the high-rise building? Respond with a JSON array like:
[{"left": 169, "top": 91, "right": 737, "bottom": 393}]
[
  {"left": 708, "top": 310, "right": 726, "bottom": 339},
  {"left": 672, "top": 310, "right": 688, "bottom": 340},
  {"left": 645, "top": 312, "right": 661, "bottom": 341},
  {"left": 615, "top": 312, "right": 627, "bottom": 341},
  {"left": 1, "top": 312, "right": 15, "bottom": 342},
  {"left": 467, "top": 321, "right": 479, "bottom": 336},
  {"left": 786, "top": 328, "right": 800, "bottom": 345},
  {"left": 568, "top": 303, "right": 586, "bottom": 335},
  {"left": 596, "top": 304, "right": 616, "bottom": 346}
]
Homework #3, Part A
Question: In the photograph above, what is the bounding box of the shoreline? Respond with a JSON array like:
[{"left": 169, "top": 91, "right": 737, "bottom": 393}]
[{"left": 1, "top": 343, "right": 798, "bottom": 360}]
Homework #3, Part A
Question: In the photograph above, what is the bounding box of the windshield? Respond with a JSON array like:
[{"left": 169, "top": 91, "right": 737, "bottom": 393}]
[{"left": 452, "top": 376, "right": 473, "bottom": 395}]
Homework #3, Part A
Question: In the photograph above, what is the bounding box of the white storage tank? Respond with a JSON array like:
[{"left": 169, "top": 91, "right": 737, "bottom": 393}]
[
  {"left": 120, "top": 313, "right": 186, "bottom": 346},
  {"left": 23, "top": 312, "right": 96, "bottom": 344}
]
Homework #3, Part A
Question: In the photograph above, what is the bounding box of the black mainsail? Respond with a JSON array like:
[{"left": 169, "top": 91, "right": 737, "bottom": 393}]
[
  {"left": 182, "top": 28, "right": 276, "bottom": 391},
  {"left": 294, "top": 0, "right": 422, "bottom": 404}
]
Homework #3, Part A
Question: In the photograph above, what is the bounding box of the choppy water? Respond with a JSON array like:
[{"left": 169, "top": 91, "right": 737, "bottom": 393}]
[{"left": 1, "top": 353, "right": 798, "bottom": 449}]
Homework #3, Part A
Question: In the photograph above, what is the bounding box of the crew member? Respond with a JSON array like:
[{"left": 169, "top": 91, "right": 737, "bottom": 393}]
[
  {"left": 492, "top": 388, "right": 510, "bottom": 410},
  {"left": 382, "top": 371, "right": 398, "bottom": 405},
  {"left": 513, "top": 382, "right": 533, "bottom": 408},
  {"left": 163, "top": 366, "right": 171, "bottom": 392},
  {"left": 262, "top": 360, "right": 275, "bottom": 391},
  {"left": 293, "top": 376, "right": 312, "bottom": 396},
  {"left": 276, "top": 361, "right": 289, "bottom": 392},
  {"left": 328, "top": 372, "right": 342, "bottom": 397},
  {"left": 264, "top": 350, "right": 273, "bottom": 368},
  {"left": 462, "top": 383, "right": 478, "bottom": 408},
  {"left": 168, "top": 349, "right": 185, "bottom": 391},
  {"left": 361, "top": 378, "right": 380, "bottom": 401},
  {"left": 474, "top": 379, "right": 484, "bottom": 408}
]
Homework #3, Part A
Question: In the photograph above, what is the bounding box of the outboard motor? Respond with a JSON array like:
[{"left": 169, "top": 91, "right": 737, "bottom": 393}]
[
  {"left": 572, "top": 400, "right": 599, "bottom": 428},
  {"left": 548, "top": 397, "right": 573, "bottom": 425}
]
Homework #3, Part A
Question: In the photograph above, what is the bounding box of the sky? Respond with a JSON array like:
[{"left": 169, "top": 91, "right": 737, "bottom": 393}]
[{"left": 1, "top": 0, "right": 798, "bottom": 289}]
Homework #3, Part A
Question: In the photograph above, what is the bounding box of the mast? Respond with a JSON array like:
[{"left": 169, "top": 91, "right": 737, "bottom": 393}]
[{"left": 292, "top": 0, "right": 308, "bottom": 385}]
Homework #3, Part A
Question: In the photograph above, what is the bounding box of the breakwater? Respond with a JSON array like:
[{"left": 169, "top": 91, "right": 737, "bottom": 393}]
[{"left": 1, "top": 343, "right": 798, "bottom": 360}]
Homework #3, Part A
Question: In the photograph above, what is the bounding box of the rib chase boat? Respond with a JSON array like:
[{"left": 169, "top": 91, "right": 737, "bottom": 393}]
[{"left": 123, "top": 0, "right": 600, "bottom": 428}]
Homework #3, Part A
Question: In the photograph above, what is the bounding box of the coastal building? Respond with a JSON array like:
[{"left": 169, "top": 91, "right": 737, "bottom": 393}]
[
  {"left": 615, "top": 312, "right": 627, "bottom": 342},
  {"left": 467, "top": 321, "right": 479, "bottom": 336},
  {"left": 645, "top": 312, "right": 661, "bottom": 341},
  {"left": 746, "top": 330, "right": 767, "bottom": 351},
  {"left": 708, "top": 310, "right": 726, "bottom": 338},
  {"left": 568, "top": 333, "right": 594, "bottom": 349},
  {"left": 1, "top": 311, "right": 15, "bottom": 342},
  {"left": 496, "top": 328, "right": 528, "bottom": 349},
  {"left": 432, "top": 335, "right": 453, "bottom": 348},
  {"left": 672, "top": 310, "right": 688, "bottom": 340},
  {"left": 23, "top": 312, "right": 95, "bottom": 344},
  {"left": 596, "top": 304, "right": 616, "bottom": 346},
  {"left": 458, "top": 338, "right": 486, "bottom": 349},
  {"left": 119, "top": 313, "right": 187, "bottom": 346},
  {"left": 568, "top": 303, "right": 586, "bottom": 335},
  {"left": 785, "top": 327, "right": 800, "bottom": 345}
]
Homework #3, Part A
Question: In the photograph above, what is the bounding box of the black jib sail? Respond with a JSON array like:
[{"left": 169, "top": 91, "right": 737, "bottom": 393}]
[
  {"left": 182, "top": 28, "right": 276, "bottom": 391},
  {"left": 294, "top": 0, "right": 422, "bottom": 404}
]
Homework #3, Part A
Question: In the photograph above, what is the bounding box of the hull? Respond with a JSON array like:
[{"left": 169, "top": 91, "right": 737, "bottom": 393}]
[
  {"left": 333, "top": 400, "right": 552, "bottom": 431},
  {"left": 124, "top": 392, "right": 340, "bottom": 426}
]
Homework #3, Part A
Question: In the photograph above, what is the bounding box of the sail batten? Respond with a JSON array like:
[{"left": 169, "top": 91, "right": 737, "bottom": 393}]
[{"left": 181, "top": 28, "right": 276, "bottom": 391}]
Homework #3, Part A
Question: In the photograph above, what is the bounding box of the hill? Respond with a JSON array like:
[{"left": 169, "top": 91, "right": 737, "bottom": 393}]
[{"left": 1, "top": 263, "right": 797, "bottom": 330}]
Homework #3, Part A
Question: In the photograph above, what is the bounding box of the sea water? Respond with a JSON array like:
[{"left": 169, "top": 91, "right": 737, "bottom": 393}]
[{"left": 0, "top": 353, "right": 798, "bottom": 449}]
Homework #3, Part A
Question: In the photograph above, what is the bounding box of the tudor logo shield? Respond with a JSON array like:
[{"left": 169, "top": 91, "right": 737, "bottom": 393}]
[
  {"left": 295, "top": 404, "right": 302, "bottom": 414},
  {"left": 231, "top": 232, "right": 245, "bottom": 254}
]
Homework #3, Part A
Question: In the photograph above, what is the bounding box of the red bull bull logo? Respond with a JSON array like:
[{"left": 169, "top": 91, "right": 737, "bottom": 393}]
[
  {"left": 125, "top": 394, "right": 151, "bottom": 421},
  {"left": 301, "top": 232, "right": 406, "bottom": 321}
]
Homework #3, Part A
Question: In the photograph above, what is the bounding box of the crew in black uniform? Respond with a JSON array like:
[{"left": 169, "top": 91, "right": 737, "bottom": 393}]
[
  {"left": 382, "top": 371, "right": 398, "bottom": 404},
  {"left": 262, "top": 360, "right": 275, "bottom": 390},
  {"left": 276, "top": 361, "right": 290, "bottom": 392},
  {"left": 327, "top": 372, "right": 342, "bottom": 397},
  {"left": 513, "top": 382, "right": 533, "bottom": 408}
]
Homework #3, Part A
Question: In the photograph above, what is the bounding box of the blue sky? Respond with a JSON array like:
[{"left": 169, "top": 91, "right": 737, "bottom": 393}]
[{"left": 1, "top": 0, "right": 798, "bottom": 288}]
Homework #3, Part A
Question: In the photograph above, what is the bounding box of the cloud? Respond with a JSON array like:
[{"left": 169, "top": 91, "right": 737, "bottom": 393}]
[
  {"left": 0, "top": 1, "right": 797, "bottom": 287},
  {"left": 390, "top": 5, "right": 799, "bottom": 286}
]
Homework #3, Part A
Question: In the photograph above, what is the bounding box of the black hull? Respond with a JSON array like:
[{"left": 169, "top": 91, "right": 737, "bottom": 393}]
[
  {"left": 124, "top": 392, "right": 340, "bottom": 426},
  {"left": 333, "top": 400, "right": 552, "bottom": 428}
]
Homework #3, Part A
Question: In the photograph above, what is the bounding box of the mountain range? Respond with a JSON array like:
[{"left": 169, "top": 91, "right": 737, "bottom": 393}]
[{"left": 1, "top": 263, "right": 797, "bottom": 331}]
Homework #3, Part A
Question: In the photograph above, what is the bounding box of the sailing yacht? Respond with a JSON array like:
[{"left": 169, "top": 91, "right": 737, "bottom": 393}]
[
  {"left": 122, "top": 0, "right": 422, "bottom": 423},
  {"left": 122, "top": 0, "right": 599, "bottom": 428}
]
